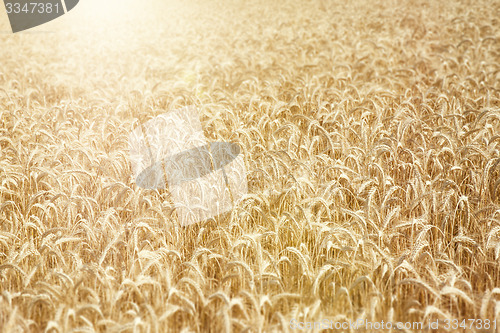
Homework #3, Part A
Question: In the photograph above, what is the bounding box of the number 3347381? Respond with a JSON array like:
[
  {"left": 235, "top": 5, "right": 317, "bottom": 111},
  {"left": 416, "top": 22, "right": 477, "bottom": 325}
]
[{"left": 5, "top": 3, "right": 60, "bottom": 14}]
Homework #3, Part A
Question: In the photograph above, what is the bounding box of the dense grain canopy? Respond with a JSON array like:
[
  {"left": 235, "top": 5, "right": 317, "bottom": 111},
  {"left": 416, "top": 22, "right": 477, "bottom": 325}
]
[{"left": 0, "top": 0, "right": 499, "bottom": 331}]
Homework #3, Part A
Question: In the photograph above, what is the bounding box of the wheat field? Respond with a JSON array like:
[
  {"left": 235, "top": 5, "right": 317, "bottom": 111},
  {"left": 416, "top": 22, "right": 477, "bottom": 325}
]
[{"left": 1, "top": 0, "right": 499, "bottom": 332}]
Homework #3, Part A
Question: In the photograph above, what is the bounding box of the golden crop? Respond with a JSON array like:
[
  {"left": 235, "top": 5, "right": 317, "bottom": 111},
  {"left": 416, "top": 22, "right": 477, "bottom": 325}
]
[{"left": 0, "top": 0, "right": 499, "bottom": 331}]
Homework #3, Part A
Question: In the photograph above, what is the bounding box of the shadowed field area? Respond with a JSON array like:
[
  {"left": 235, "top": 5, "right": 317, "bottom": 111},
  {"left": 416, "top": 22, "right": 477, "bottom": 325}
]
[{"left": 1, "top": 0, "right": 499, "bottom": 331}]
